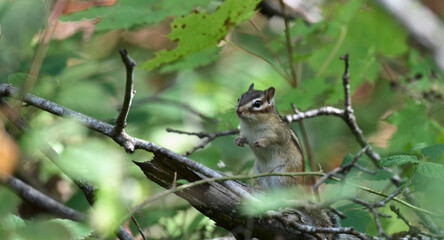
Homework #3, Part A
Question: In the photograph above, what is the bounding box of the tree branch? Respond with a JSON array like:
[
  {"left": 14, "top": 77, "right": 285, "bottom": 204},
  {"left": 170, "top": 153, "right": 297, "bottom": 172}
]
[
  {"left": 4, "top": 175, "right": 85, "bottom": 222},
  {"left": 134, "top": 155, "right": 367, "bottom": 240},
  {"left": 115, "top": 49, "right": 136, "bottom": 134}
]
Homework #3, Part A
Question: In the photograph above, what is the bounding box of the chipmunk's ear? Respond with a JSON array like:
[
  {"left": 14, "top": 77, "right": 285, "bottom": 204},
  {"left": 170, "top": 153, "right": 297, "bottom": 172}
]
[
  {"left": 264, "top": 87, "right": 275, "bottom": 103},
  {"left": 248, "top": 83, "right": 255, "bottom": 92}
]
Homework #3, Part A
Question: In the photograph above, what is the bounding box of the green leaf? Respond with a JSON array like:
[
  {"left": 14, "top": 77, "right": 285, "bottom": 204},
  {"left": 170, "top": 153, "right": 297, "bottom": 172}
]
[
  {"left": 59, "top": 140, "right": 124, "bottom": 185},
  {"left": 0, "top": 189, "right": 19, "bottom": 218},
  {"left": 176, "top": 179, "right": 190, "bottom": 185},
  {"left": 61, "top": 0, "right": 211, "bottom": 31},
  {"left": 17, "top": 220, "right": 72, "bottom": 240},
  {"left": 379, "top": 155, "right": 419, "bottom": 167},
  {"left": 0, "top": 214, "right": 25, "bottom": 230},
  {"left": 338, "top": 209, "right": 371, "bottom": 232},
  {"left": 340, "top": 153, "right": 354, "bottom": 166},
  {"left": 56, "top": 82, "right": 115, "bottom": 119},
  {"left": 0, "top": 0, "right": 47, "bottom": 50},
  {"left": 421, "top": 143, "right": 444, "bottom": 161},
  {"left": 408, "top": 143, "right": 428, "bottom": 155},
  {"left": 346, "top": 2, "right": 407, "bottom": 56},
  {"left": 7, "top": 73, "right": 29, "bottom": 87},
  {"left": 47, "top": 219, "right": 93, "bottom": 240},
  {"left": 416, "top": 162, "right": 444, "bottom": 181},
  {"left": 159, "top": 47, "right": 221, "bottom": 73},
  {"left": 283, "top": 77, "right": 331, "bottom": 110},
  {"left": 141, "top": 0, "right": 260, "bottom": 69},
  {"left": 386, "top": 100, "right": 444, "bottom": 151}
]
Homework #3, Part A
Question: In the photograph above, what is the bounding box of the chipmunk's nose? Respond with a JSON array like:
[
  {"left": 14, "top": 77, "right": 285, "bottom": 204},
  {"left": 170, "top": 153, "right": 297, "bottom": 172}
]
[{"left": 236, "top": 107, "right": 242, "bottom": 115}]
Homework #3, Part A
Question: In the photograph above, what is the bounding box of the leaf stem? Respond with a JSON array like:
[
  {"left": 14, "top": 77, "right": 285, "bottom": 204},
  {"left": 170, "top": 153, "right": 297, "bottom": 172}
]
[
  {"left": 316, "top": 26, "right": 348, "bottom": 77},
  {"left": 278, "top": 0, "right": 298, "bottom": 87},
  {"left": 223, "top": 39, "right": 293, "bottom": 86}
]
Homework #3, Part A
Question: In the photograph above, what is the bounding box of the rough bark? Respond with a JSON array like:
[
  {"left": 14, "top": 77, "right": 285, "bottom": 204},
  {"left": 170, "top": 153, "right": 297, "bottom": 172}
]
[{"left": 136, "top": 154, "right": 340, "bottom": 240}]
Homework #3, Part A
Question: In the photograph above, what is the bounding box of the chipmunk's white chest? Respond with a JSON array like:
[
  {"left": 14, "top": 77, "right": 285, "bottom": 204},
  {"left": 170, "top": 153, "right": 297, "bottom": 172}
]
[
  {"left": 240, "top": 120, "right": 290, "bottom": 189},
  {"left": 240, "top": 121, "right": 265, "bottom": 141},
  {"left": 240, "top": 121, "right": 282, "bottom": 164},
  {"left": 240, "top": 121, "right": 268, "bottom": 145}
]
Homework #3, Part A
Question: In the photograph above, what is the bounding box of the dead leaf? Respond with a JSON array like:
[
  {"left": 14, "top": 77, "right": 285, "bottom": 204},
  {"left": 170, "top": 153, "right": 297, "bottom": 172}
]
[
  {"left": 368, "top": 120, "right": 397, "bottom": 148},
  {"left": 53, "top": 18, "right": 102, "bottom": 42},
  {"left": 63, "top": 0, "right": 117, "bottom": 15},
  {"left": 0, "top": 120, "right": 20, "bottom": 181},
  {"left": 122, "top": 21, "right": 175, "bottom": 50}
]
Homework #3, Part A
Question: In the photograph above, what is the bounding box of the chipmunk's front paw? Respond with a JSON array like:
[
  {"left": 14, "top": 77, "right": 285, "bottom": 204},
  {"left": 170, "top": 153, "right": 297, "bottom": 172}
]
[
  {"left": 253, "top": 138, "right": 267, "bottom": 148},
  {"left": 235, "top": 137, "right": 247, "bottom": 147}
]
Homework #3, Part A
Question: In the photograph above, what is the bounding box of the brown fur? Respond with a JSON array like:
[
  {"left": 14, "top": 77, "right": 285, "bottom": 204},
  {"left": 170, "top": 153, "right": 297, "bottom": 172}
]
[{"left": 236, "top": 84, "right": 305, "bottom": 189}]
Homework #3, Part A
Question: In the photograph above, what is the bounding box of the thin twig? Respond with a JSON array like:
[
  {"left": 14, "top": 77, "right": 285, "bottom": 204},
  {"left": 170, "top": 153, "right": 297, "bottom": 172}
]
[
  {"left": 389, "top": 204, "right": 444, "bottom": 238},
  {"left": 352, "top": 185, "right": 407, "bottom": 239},
  {"left": 328, "top": 207, "right": 346, "bottom": 219},
  {"left": 278, "top": 0, "right": 298, "bottom": 87},
  {"left": 269, "top": 211, "right": 370, "bottom": 240},
  {"left": 115, "top": 49, "right": 136, "bottom": 134},
  {"left": 299, "top": 121, "right": 315, "bottom": 180},
  {"left": 223, "top": 39, "right": 293, "bottom": 86},
  {"left": 0, "top": 98, "right": 29, "bottom": 130},
  {"left": 313, "top": 146, "right": 373, "bottom": 190},
  {"left": 316, "top": 26, "right": 348, "bottom": 78},
  {"left": 285, "top": 106, "right": 345, "bottom": 122},
  {"left": 130, "top": 215, "right": 146, "bottom": 240},
  {"left": 116, "top": 226, "right": 136, "bottom": 240},
  {"left": 341, "top": 54, "right": 381, "bottom": 163},
  {"left": 166, "top": 128, "right": 239, "bottom": 156},
  {"left": 353, "top": 198, "right": 391, "bottom": 239},
  {"left": 390, "top": 204, "right": 414, "bottom": 230},
  {"left": 172, "top": 171, "right": 178, "bottom": 189}
]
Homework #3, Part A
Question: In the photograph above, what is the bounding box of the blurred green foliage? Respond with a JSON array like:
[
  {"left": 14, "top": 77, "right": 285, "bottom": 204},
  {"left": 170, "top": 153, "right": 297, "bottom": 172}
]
[{"left": 1, "top": 0, "right": 444, "bottom": 239}]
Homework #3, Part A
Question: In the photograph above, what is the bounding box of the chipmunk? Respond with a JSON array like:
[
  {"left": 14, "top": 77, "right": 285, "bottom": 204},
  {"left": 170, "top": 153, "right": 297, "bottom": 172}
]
[{"left": 235, "top": 83, "right": 305, "bottom": 189}]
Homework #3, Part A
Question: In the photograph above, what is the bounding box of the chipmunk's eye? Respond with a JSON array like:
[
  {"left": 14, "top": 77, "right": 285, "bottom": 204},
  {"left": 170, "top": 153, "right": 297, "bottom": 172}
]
[
  {"left": 237, "top": 98, "right": 240, "bottom": 102},
  {"left": 253, "top": 100, "right": 262, "bottom": 108}
]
